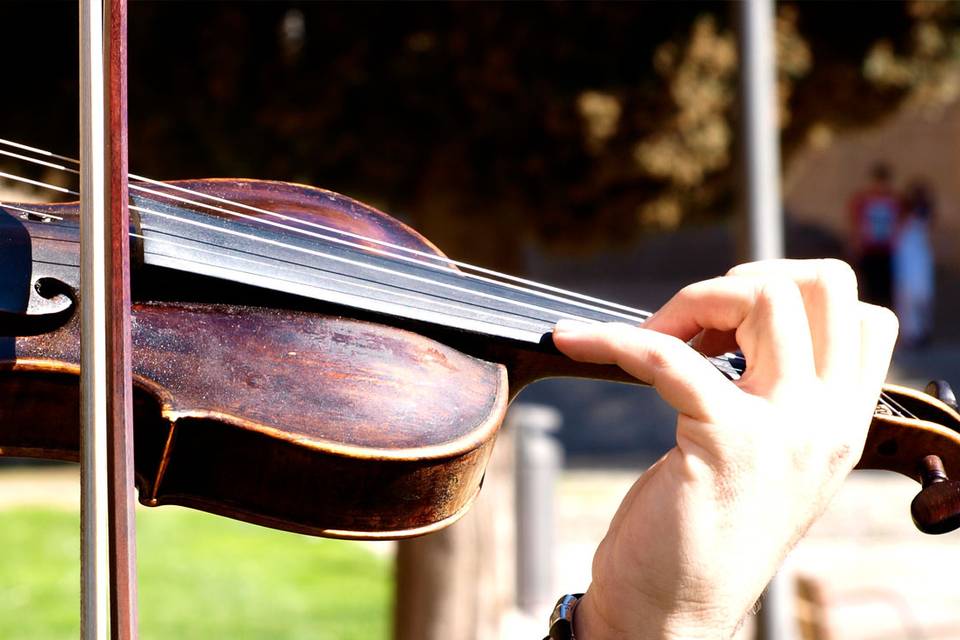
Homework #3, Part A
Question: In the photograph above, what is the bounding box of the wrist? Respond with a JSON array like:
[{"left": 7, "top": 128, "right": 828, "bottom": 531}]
[
  {"left": 571, "top": 588, "right": 729, "bottom": 640},
  {"left": 572, "top": 591, "right": 618, "bottom": 639}
]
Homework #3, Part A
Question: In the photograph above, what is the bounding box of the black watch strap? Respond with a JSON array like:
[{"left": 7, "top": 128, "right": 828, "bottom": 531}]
[{"left": 543, "top": 593, "right": 584, "bottom": 640}]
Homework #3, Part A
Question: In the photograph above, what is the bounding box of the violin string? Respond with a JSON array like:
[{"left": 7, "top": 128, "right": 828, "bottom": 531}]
[
  {"left": 0, "top": 168, "right": 628, "bottom": 328},
  {"left": 0, "top": 139, "right": 652, "bottom": 322},
  {"left": 880, "top": 392, "right": 916, "bottom": 420},
  {"left": 128, "top": 180, "right": 645, "bottom": 324},
  {"left": 19, "top": 214, "right": 575, "bottom": 336},
  {"left": 3, "top": 169, "right": 649, "bottom": 327},
  {"left": 128, "top": 179, "right": 652, "bottom": 318},
  {"left": 128, "top": 202, "right": 610, "bottom": 326},
  {"left": 0, "top": 169, "right": 78, "bottom": 196},
  {"left": 3, "top": 189, "right": 607, "bottom": 331},
  {"left": 0, "top": 138, "right": 78, "bottom": 164},
  {"left": 0, "top": 202, "right": 65, "bottom": 221},
  {"left": 129, "top": 232, "right": 549, "bottom": 333},
  {"left": 877, "top": 395, "right": 899, "bottom": 417},
  {"left": 0, "top": 147, "right": 81, "bottom": 176},
  {"left": 24, "top": 221, "right": 554, "bottom": 339}
]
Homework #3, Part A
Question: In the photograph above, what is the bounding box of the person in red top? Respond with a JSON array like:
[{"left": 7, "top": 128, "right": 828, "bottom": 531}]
[{"left": 848, "top": 163, "right": 902, "bottom": 307}]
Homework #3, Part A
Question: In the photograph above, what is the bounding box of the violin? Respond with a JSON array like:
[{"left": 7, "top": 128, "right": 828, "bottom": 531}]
[{"left": 2, "top": 159, "right": 960, "bottom": 538}]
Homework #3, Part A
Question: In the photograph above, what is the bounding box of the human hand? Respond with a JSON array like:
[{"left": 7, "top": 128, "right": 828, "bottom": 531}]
[{"left": 552, "top": 259, "right": 898, "bottom": 639}]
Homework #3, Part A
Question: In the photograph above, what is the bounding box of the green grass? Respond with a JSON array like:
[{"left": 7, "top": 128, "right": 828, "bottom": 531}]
[{"left": 0, "top": 506, "right": 392, "bottom": 639}]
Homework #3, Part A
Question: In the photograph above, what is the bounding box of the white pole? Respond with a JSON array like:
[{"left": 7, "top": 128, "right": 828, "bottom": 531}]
[
  {"left": 512, "top": 404, "right": 563, "bottom": 615},
  {"left": 79, "top": 0, "right": 110, "bottom": 637},
  {"left": 740, "top": 0, "right": 784, "bottom": 261},
  {"left": 739, "top": 1, "right": 793, "bottom": 639}
]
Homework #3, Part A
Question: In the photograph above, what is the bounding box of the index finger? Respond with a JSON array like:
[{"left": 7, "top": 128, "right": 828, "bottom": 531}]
[{"left": 552, "top": 321, "right": 741, "bottom": 423}]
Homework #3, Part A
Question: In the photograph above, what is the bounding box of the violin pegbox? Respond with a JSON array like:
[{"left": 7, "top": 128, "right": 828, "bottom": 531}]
[{"left": 858, "top": 382, "right": 960, "bottom": 534}]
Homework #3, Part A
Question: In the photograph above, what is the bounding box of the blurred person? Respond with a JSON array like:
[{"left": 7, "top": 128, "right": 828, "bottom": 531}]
[
  {"left": 546, "top": 259, "right": 897, "bottom": 640},
  {"left": 848, "top": 162, "right": 902, "bottom": 307},
  {"left": 894, "top": 181, "right": 935, "bottom": 348}
]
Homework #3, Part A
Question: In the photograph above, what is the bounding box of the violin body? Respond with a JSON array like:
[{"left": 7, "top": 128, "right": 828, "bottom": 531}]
[
  {"left": 3, "top": 178, "right": 960, "bottom": 538},
  {"left": 2, "top": 179, "right": 515, "bottom": 539},
  {"left": 5, "top": 308, "right": 507, "bottom": 538}
]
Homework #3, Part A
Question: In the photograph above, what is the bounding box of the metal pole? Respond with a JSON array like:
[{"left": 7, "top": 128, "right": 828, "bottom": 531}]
[
  {"left": 79, "top": 0, "right": 111, "bottom": 637},
  {"left": 740, "top": 0, "right": 784, "bottom": 262},
  {"left": 739, "top": 1, "right": 793, "bottom": 639},
  {"left": 512, "top": 403, "right": 563, "bottom": 615}
]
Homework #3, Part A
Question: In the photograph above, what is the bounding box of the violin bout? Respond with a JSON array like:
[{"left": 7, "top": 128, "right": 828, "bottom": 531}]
[{"left": 2, "top": 304, "right": 509, "bottom": 539}]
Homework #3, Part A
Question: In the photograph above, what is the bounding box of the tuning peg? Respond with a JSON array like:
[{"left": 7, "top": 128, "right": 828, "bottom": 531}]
[
  {"left": 911, "top": 455, "right": 960, "bottom": 534},
  {"left": 925, "top": 380, "right": 958, "bottom": 410}
]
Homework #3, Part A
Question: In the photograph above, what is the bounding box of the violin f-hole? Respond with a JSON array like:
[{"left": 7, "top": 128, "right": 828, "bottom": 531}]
[{"left": 0, "top": 277, "right": 76, "bottom": 337}]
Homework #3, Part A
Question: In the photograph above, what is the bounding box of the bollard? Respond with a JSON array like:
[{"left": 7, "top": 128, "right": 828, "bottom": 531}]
[{"left": 511, "top": 403, "right": 563, "bottom": 615}]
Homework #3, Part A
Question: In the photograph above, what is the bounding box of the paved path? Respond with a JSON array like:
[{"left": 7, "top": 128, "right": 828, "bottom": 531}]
[
  {"left": 0, "top": 466, "right": 78, "bottom": 509},
  {"left": 552, "top": 469, "right": 960, "bottom": 640}
]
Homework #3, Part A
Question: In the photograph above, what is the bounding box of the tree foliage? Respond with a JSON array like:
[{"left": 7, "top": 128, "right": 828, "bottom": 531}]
[{"left": 1, "top": 1, "right": 956, "bottom": 268}]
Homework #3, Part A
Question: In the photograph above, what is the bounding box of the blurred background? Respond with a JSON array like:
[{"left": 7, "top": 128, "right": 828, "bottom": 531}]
[{"left": 2, "top": 1, "right": 960, "bottom": 638}]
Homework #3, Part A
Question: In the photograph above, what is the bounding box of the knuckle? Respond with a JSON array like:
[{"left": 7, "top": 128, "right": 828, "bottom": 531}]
[
  {"left": 678, "top": 277, "right": 724, "bottom": 299},
  {"left": 813, "top": 258, "right": 858, "bottom": 296},
  {"left": 725, "top": 259, "right": 773, "bottom": 278},
  {"left": 602, "top": 321, "right": 636, "bottom": 345},
  {"left": 725, "top": 262, "right": 751, "bottom": 277},
  {"left": 596, "top": 323, "right": 629, "bottom": 353},
  {"left": 863, "top": 303, "right": 900, "bottom": 341},
  {"left": 757, "top": 276, "right": 801, "bottom": 306},
  {"left": 642, "top": 334, "right": 681, "bottom": 372},
  {"left": 599, "top": 322, "right": 644, "bottom": 360}
]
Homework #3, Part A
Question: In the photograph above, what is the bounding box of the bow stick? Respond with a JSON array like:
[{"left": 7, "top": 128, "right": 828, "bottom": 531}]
[{"left": 79, "top": 1, "right": 138, "bottom": 638}]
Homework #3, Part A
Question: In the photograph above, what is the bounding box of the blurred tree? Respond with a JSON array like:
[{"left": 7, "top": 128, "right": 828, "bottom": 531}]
[
  {"left": 0, "top": 1, "right": 956, "bottom": 269},
  {"left": 863, "top": 0, "right": 960, "bottom": 110}
]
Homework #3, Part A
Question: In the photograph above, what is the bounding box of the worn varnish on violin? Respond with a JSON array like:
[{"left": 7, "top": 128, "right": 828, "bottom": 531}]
[{"left": 2, "top": 177, "right": 960, "bottom": 538}]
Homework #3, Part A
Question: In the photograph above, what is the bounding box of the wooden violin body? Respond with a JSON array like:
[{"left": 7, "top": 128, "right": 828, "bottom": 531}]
[
  {"left": 6, "top": 308, "right": 507, "bottom": 538},
  {"left": 3, "top": 178, "right": 960, "bottom": 538},
  {"left": 2, "top": 180, "right": 516, "bottom": 538}
]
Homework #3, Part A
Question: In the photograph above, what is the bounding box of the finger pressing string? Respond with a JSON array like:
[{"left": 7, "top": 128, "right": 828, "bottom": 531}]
[{"left": 553, "top": 320, "right": 739, "bottom": 423}]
